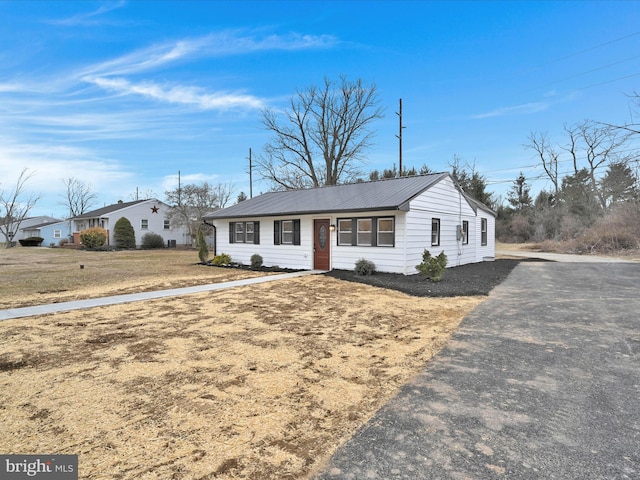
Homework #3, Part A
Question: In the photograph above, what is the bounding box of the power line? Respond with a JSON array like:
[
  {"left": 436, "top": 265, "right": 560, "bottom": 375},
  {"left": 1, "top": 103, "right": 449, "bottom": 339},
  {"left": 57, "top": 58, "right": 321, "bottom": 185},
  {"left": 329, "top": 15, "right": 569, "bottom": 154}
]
[{"left": 540, "top": 30, "right": 640, "bottom": 67}]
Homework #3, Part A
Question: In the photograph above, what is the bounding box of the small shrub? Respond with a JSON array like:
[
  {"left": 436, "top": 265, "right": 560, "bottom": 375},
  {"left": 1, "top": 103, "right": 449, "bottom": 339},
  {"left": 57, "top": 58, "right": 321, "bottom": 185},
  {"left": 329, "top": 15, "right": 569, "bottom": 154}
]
[
  {"left": 141, "top": 232, "right": 165, "bottom": 249},
  {"left": 114, "top": 217, "right": 136, "bottom": 249},
  {"left": 80, "top": 227, "right": 107, "bottom": 249},
  {"left": 354, "top": 258, "right": 376, "bottom": 276},
  {"left": 197, "top": 230, "right": 209, "bottom": 263},
  {"left": 18, "top": 236, "right": 44, "bottom": 247},
  {"left": 212, "top": 253, "right": 232, "bottom": 266},
  {"left": 416, "top": 249, "right": 447, "bottom": 282},
  {"left": 250, "top": 253, "right": 264, "bottom": 269}
]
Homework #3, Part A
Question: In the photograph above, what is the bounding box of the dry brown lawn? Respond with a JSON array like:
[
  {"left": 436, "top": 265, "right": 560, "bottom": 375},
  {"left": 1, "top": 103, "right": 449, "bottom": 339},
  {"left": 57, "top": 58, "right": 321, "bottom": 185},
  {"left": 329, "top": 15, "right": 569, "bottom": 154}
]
[{"left": 0, "top": 247, "right": 483, "bottom": 479}]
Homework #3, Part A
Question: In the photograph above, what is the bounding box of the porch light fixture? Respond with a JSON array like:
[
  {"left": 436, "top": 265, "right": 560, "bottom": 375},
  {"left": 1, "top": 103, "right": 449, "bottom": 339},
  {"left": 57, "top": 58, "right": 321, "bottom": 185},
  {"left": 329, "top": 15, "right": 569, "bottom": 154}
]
[{"left": 329, "top": 224, "right": 336, "bottom": 232}]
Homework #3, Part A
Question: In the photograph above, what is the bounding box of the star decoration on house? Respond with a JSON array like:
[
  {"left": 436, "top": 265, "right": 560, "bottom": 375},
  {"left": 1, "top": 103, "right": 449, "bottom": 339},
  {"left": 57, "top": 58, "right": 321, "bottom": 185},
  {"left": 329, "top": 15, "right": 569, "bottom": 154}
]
[{"left": 151, "top": 205, "right": 159, "bottom": 213}]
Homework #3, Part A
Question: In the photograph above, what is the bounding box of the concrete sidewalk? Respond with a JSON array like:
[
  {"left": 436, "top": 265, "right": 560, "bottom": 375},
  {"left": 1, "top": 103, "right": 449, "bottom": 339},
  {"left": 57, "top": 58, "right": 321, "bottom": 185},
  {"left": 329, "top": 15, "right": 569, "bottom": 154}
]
[
  {"left": 0, "top": 270, "right": 324, "bottom": 321},
  {"left": 315, "top": 262, "right": 640, "bottom": 479}
]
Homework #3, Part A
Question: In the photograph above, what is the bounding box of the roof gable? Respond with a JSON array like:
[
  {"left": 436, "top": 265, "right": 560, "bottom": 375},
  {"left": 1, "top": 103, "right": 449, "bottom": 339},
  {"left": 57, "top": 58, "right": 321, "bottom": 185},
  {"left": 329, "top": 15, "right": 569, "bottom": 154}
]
[
  {"left": 205, "top": 173, "right": 452, "bottom": 219},
  {"left": 71, "top": 199, "right": 164, "bottom": 219}
]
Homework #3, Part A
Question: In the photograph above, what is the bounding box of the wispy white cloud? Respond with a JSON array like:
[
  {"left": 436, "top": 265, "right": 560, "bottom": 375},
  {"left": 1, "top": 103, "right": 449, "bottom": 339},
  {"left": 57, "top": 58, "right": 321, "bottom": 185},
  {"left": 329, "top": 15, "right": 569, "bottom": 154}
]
[
  {"left": 0, "top": 139, "right": 131, "bottom": 195},
  {"left": 470, "top": 101, "right": 550, "bottom": 119},
  {"left": 80, "top": 31, "right": 338, "bottom": 77},
  {"left": 75, "top": 30, "right": 336, "bottom": 110},
  {"left": 85, "top": 76, "right": 265, "bottom": 110},
  {"left": 46, "top": 0, "right": 127, "bottom": 27}
]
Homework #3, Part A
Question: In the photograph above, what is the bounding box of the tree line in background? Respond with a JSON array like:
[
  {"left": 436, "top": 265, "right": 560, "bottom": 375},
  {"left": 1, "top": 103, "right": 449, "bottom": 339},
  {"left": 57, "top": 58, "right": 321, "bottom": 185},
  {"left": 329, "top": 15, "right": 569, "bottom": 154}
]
[{"left": 2, "top": 77, "right": 639, "bottom": 253}]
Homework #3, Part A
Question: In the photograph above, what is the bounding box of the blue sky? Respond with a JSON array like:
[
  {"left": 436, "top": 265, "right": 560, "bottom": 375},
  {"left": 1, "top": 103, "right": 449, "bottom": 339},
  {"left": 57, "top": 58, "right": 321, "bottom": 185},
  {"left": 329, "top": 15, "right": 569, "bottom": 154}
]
[{"left": 2, "top": 0, "right": 640, "bottom": 219}]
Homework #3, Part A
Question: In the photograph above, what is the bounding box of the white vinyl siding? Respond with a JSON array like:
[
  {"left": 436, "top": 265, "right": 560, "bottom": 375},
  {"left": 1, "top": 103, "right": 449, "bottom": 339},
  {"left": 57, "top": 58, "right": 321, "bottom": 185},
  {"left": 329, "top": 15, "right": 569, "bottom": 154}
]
[{"left": 210, "top": 175, "right": 495, "bottom": 274}]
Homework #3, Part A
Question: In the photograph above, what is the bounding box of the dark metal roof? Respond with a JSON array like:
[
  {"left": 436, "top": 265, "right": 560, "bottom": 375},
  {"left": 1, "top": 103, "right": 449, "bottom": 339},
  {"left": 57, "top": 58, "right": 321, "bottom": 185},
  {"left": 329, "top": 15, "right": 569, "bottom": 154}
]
[
  {"left": 205, "top": 173, "right": 452, "bottom": 219},
  {"left": 70, "top": 200, "right": 149, "bottom": 220}
]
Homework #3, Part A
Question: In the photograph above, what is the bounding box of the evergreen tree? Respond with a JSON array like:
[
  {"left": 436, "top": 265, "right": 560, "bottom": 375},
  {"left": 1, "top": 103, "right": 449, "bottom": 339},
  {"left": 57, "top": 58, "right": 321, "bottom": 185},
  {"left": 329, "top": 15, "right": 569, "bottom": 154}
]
[
  {"left": 507, "top": 172, "right": 533, "bottom": 211},
  {"left": 600, "top": 161, "right": 637, "bottom": 207},
  {"left": 114, "top": 217, "right": 136, "bottom": 249}
]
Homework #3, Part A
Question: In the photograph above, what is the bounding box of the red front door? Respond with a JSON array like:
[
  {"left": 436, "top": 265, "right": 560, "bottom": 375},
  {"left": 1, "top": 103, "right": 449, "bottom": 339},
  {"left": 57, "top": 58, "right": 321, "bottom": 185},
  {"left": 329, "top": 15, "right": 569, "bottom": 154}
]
[{"left": 313, "top": 219, "right": 330, "bottom": 270}]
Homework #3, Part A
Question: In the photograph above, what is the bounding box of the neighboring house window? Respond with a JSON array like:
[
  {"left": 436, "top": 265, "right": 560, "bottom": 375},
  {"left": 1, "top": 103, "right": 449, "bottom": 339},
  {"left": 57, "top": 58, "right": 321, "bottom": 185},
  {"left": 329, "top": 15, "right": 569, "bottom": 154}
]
[
  {"left": 462, "top": 221, "right": 469, "bottom": 245},
  {"left": 357, "top": 219, "right": 372, "bottom": 246},
  {"left": 338, "top": 219, "right": 353, "bottom": 245},
  {"left": 163, "top": 220, "right": 170, "bottom": 230},
  {"left": 141, "top": 219, "right": 148, "bottom": 230},
  {"left": 53, "top": 229, "right": 62, "bottom": 239},
  {"left": 228, "top": 221, "right": 260, "bottom": 244},
  {"left": 337, "top": 217, "right": 395, "bottom": 247},
  {"left": 431, "top": 218, "right": 440, "bottom": 246},
  {"left": 481, "top": 218, "right": 488, "bottom": 246},
  {"left": 273, "top": 220, "right": 300, "bottom": 245}
]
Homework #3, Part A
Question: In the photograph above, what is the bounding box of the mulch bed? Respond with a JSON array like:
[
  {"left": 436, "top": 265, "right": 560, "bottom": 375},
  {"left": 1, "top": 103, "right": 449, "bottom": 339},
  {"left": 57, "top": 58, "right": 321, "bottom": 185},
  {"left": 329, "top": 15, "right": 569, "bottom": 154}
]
[{"left": 325, "top": 258, "right": 544, "bottom": 297}]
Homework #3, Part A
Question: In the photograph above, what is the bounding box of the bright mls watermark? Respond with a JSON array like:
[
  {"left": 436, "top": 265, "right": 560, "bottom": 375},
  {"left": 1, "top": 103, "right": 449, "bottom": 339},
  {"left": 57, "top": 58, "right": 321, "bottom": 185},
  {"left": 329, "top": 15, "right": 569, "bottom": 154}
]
[{"left": 0, "top": 455, "right": 77, "bottom": 479}]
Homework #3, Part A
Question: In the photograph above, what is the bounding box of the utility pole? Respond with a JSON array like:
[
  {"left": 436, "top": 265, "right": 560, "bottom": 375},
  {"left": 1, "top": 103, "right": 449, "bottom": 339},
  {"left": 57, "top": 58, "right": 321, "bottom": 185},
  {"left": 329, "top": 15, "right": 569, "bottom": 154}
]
[
  {"left": 178, "top": 170, "right": 181, "bottom": 207},
  {"left": 396, "top": 98, "right": 406, "bottom": 177},
  {"left": 248, "top": 148, "right": 253, "bottom": 199}
]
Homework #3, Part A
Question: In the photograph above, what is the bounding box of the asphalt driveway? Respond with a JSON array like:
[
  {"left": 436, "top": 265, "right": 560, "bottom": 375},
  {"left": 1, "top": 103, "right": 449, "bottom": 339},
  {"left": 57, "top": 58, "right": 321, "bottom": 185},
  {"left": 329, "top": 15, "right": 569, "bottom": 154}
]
[{"left": 314, "top": 261, "right": 640, "bottom": 479}]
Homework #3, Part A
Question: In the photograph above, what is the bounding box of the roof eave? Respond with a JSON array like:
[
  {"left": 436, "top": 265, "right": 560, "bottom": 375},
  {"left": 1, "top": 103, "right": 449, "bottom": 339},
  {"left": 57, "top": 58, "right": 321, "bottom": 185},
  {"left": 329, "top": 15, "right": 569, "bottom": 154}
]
[{"left": 206, "top": 205, "right": 405, "bottom": 220}]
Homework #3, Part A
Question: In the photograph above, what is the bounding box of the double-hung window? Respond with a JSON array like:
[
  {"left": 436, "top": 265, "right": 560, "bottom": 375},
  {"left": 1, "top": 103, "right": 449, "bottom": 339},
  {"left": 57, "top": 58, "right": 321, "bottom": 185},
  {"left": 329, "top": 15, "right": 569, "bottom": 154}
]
[
  {"left": 357, "top": 219, "right": 372, "bottom": 246},
  {"left": 281, "top": 220, "right": 294, "bottom": 244},
  {"left": 431, "top": 218, "right": 440, "bottom": 246},
  {"left": 462, "top": 221, "right": 469, "bottom": 245},
  {"left": 377, "top": 218, "right": 394, "bottom": 246},
  {"left": 273, "top": 219, "right": 300, "bottom": 245},
  {"left": 141, "top": 219, "right": 149, "bottom": 230},
  {"left": 337, "top": 216, "right": 395, "bottom": 247},
  {"left": 337, "top": 219, "right": 352, "bottom": 245},
  {"left": 229, "top": 221, "right": 260, "bottom": 244},
  {"left": 234, "top": 222, "right": 245, "bottom": 243}
]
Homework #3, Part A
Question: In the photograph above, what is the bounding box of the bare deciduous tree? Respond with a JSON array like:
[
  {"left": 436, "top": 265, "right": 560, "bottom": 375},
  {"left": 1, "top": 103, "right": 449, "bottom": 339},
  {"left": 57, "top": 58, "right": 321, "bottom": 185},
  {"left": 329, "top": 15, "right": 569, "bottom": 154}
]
[
  {"left": 165, "top": 182, "right": 234, "bottom": 243},
  {"left": 561, "top": 121, "right": 630, "bottom": 209},
  {"left": 526, "top": 131, "right": 561, "bottom": 201},
  {"left": 60, "top": 177, "right": 97, "bottom": 218},
  {"left": 0, "top": 169, "right": 41, "bottom": 248},
  {"left": 257, "top": 76, "right": 384, "bottom": 190}
]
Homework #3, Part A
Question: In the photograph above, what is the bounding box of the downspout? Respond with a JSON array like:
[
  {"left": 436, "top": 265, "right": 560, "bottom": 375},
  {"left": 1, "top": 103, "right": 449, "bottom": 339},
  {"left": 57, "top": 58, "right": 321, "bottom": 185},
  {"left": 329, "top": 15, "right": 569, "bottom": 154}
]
[
  {"left": 202, "top": 220, "right": 216, "bottom": 257},
  {"left": 458, "top": 188, "right": 463, "bottom": 266}
]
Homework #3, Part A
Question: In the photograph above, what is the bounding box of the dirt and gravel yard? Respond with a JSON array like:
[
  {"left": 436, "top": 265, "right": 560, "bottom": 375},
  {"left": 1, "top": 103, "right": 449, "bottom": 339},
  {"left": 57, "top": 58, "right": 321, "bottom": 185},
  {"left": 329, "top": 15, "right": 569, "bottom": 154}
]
[{"left": 0, "top": 248, "right": 521, "bottom": 479}]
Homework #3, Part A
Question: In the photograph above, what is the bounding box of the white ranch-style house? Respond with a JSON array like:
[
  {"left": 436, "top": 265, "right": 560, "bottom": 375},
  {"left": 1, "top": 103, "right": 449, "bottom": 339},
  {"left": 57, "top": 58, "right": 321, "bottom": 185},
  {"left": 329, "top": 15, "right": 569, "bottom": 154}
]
[
  {"left": 204, "top": 173, "right": 496, "bottom": 274},
  {"left": 70, "top": 199, "right": 189, "bottom": 248}
]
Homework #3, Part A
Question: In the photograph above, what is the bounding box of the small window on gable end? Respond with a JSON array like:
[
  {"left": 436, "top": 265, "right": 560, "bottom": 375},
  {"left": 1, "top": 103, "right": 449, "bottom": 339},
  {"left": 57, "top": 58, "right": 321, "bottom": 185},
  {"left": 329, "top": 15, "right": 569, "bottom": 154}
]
[
  {"left": 141, "top": 219, "right": 149, "bottom": 230},
  {"left": 164, "top": 220, "right": 170, "bottom": 230},
  {"left": 431, "top": 218, "right": 440, "bottom": 246},
  {"left": 481, "top": 218, "right": 488, "bottom": 246},
  {"left": 53, "top": 229, "right": 62, "bottom": 239}
]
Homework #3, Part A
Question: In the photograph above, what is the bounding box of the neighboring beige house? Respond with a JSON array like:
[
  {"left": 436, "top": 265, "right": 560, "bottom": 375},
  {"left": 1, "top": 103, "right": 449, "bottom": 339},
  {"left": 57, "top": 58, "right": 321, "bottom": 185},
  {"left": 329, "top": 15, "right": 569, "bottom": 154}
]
[
  {"left": 204, "top": 173, "right": 496, "bottom": 274},
  {"left": 70, "top": 199, "right": 189, "bottom": 247}
]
